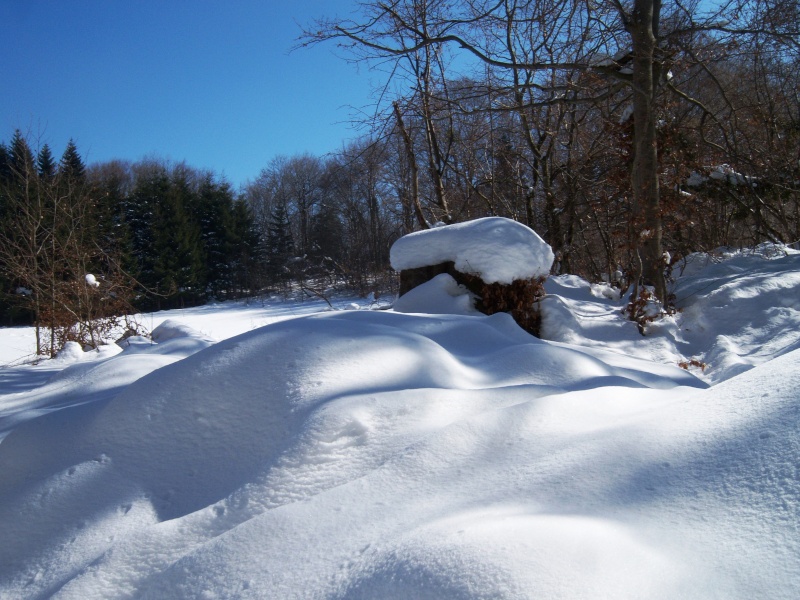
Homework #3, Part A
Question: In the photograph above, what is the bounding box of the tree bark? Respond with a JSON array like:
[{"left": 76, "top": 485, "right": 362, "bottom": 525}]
[
  {"left": 393, "top": 102, "right": 429, "bottom": 229},
  {"left": 628, "top": 0, "right": 667, "bottom": 302}
]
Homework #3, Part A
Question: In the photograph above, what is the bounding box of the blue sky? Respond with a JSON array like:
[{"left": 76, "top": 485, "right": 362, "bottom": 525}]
[{"left": 0, "top": 1, "right": 374, "bottom": 188}]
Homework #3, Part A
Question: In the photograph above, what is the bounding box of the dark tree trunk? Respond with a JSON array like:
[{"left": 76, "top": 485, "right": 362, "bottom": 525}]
[
  {"left": 628, "top": 0, "right": 667, "bottom": 302},
  {"left": 393, "top": 102, "right": 429, "bottom": 230}
]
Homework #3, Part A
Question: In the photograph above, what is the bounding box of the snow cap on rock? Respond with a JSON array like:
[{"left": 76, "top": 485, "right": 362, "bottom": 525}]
[{"left": 390, "top": 217, "right": 554, "bottom": 284}]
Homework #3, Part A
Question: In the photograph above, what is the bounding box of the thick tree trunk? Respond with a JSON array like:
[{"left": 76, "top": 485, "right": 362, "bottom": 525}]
[{"left": 629, "top": 0, "right": 667, "bottom": 302}]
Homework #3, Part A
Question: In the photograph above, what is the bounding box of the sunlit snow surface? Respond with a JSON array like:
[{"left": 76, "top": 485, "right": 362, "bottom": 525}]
[
  {"left": 0, "top": 246, "right": 799, "bottom": 599},
  {"left": 390, "top": 217, "right": 554, "bottom": 282}
]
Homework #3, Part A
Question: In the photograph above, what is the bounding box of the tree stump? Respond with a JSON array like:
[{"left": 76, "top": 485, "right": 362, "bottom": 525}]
[{"left": 399, "top": 262, "right": 547, "bottom": 336}]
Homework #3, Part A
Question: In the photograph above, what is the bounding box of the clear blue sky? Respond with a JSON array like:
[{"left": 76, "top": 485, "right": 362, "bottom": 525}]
[{"left": 0, "top": 0, "right": 374, "bottom": 188}]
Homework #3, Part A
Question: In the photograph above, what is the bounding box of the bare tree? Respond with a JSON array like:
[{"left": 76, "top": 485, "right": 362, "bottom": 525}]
[
  {"left": 303, "top": 0, "right": 799, "bottom": 303},
  {"left": 0, "top": 134, "right": 138, "bottom": 357}
]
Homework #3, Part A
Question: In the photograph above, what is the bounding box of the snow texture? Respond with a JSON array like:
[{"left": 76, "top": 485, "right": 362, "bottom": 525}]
[
  {"left": 393, "top": 273, "right": 480, "bottom": 316},
  {"left": 390, "top": 217, "right": 554, "bottom": 283},
  {"left": 0, "top": 244, "right": 799, "bottom": 599}
]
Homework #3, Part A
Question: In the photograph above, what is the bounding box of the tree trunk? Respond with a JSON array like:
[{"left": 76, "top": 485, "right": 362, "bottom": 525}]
[
  {"left": 393, "top": 102, "right": 429, "bottom": 229},
  {"left": 628, "top": 0, "right": 667, "bottom": 302}
]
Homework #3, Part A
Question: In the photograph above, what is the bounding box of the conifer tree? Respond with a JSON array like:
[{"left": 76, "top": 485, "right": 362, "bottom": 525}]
[
  {"left": 1, "top": 132, "right": 42, "bottom": 335},
  {"left": 229, "top": 198, "right": 261, "bottom": 296},
  {"left": 196, "top": 175, "right": 236, "bottom": 298},
  {"left": 90, "top": 161, "right": 136, "bottom": 284},
  {"left": 59, "top": 139, "right": 86, "bottom": 183},
  {"left": 151, "top": 168, "right": 205, "bottom": 308},
  {"left": 0, "top": 142, "right": 10, "bottom": 184},
  {"left": 0, "top": 134, "right": 137, "bottom": 351},
  {"left": 0, "top": 142, "right": 13, "bottom": 324},
  {"left": 37, "top": 144, "right": 57, "bottom": 181},
  {"left": 265, "top": 201, "right": 294, "bottom": 287},
  {"left": 9, "top": 130, "right": 35, "bottom": 177},
  {"left": 126, "top": 162, "right": 170, "bottom": 296}
]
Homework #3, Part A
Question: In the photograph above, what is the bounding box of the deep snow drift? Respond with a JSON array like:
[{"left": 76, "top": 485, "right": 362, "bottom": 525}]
[{"left": 0, "top": 244, "right": 799, "bottom": 598}]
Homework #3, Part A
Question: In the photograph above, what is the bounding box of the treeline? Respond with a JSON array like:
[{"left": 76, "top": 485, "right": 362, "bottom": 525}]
[
  {"left": 0, "top": 131, "right": 414, "bottom": 356},
  {"left": 240, "top": 147, "right": 402, "bottom": 295},
  {"left": 0, "top": 132, "right": 260, "bottom": 353},
  {"left": 243, "top": 26, "right": 800, "bottom": 289},
  {"left": 89, "top": 158, "right": 259, "bottom": 309}
]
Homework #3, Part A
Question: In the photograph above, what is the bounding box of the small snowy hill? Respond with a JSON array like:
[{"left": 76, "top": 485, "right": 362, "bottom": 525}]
[
  {"left": 543, "top": 244, "right": 800, "bottom": 384},
  {"left": 0, "top": 244, "right": 799, "bottom": 598}
]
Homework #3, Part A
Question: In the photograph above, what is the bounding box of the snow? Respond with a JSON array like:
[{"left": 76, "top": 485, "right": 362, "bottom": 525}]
[
  {"left": 687, "top": 171, "right": 707, "bottom": 187},
  {"left": 393, "top": 273, "right": 480, "bottom": 316},
  {"left": 1, "top": 244, "right": 799, "bottom": 598},
  {"left": 619, "top": 103, "right": 634, "bottom": 124},
  {"left": 542, "top": 244, "right": 800, "bottom": 384},
  {"left": 686, "top": 165, "right": 756, "bottom": 188},
  {"left": 390, "top": 217, "right": 555, "bottom": 283}
]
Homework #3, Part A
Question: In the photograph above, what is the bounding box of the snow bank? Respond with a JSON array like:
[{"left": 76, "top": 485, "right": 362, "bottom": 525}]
[
  {"left": 0, "top": 322, "right": 215, "bottom": 441},
  {"left": 390, "top": 217, "right": 554, "bottom": 283},
  {"left": 150, "top": 318, "right": 216, "bottom": 343},
  {"left": 392, "top": 273, "right": 480, "bottom": 316},
  {"left": 541, "top": 245, "right": 800, "bottom": 383},
  {"left": 673, "top": 248, "right": 800, "bottom": 382},
  {"left": 0, "top": 310, "right": 707, "bottom": 598},
  {"left": 53, "top": 341, "right": 86, "bottom": 364},
  {"left": 2, "top": 245, "right": 800, "bottom": 598}
]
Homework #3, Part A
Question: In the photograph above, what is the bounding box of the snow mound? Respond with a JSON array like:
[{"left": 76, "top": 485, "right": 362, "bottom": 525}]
[
  {"left": 541, "top": 246, "right": 800, "bottom": 384},
  {"left": 61, "top": 346, "right": 797, "bottom": 599},
  {"left": 337, "top": 513, "right": 678, "bottom": 599},
  {"left": 393, "top": 273, "right": 480, "bottom": 316},
  {"left": 0, "top": 321, "right": 216, "bottom": 441},
  {"left": 0, "top": 310, "right": 704, "bottom": 598},
  {"left": 150, "top": 318, "right": 215, "bottom": 343},
  {"left": 53, "top": 341, "right": 85, "bottom": 363},
  {"left": 3, "top": 248, "right": 800, "bottom": 598},
  {"left": 390, "top": 217, "right": 554, "bottom": 283},
  {"left": 673, "top": 248, "right": 800, "bottom": 382}
]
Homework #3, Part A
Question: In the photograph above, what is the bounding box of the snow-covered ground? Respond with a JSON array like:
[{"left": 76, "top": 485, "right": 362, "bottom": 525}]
[{"left": 1, "top": 243, "right": 799, "bottom": 598}]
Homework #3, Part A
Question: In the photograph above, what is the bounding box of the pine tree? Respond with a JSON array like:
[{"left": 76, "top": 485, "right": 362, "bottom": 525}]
[
  {"left": 126, "top": 162, "right": 170, "bottom": 297},
  {"left": 55, "top": 141, "right": 91, "bottom": 278},
  {"left": 91, "top": 161, "right": 136, "bottom": 282},
  {"left": 0, "top": 142, "right": 10, "bottom": 185},
  {"left": 1, "top": 132, "right": 41, "bottom": 332},
  {"left": 0, "top": 134, "right": 133, "bottom": 351},
  {"left": 59, "top": 139, "right": 86, "bottom": 183},
  {"left": 151, "top": 168, "right": 205, "bottom": 308},
  {"left": 9, "top": 130, "right": 35, "bottom": 177},
  {"left": 0, "top": 141, "right": 13, "bottom": 324},
  {"left": 196, "top": 175, "right": 236, "bottom": 299},
  {"left": 265, "top": 201, "right": 294, "bottom": 287},
  {"left": 229, "top": 198, "right": 261, "bottom": 296},
  {"left": 37, "top": 144, "right": 57, "bottom": 181},
  {"left": 0, "top": 142, "right": 11, "bottom": 225}
]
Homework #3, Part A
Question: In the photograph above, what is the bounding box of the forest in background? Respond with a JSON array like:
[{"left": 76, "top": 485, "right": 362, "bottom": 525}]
[{"left": 1, "top": 0, "right": 798, "bottom": 356}]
